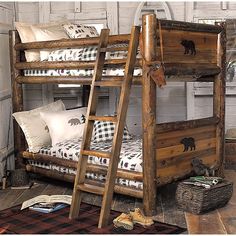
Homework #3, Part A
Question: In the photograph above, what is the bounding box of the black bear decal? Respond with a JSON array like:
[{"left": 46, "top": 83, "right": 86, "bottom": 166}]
[
  {"left": 68, "top": 118, "right": 81, "bottom": 126},
  {"left": 180, "top": 137, "right": 196, "bottom": 152},
  {"left": 180, "top": 40, "right": 196, "bottom": 55}
]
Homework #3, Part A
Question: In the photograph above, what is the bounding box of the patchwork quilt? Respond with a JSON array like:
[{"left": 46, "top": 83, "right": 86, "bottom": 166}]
[
  {"left": 24, "top": 45, "right": 142, "bottom": 77},
  {"left": 28, "top": 137, "right": 143, "bottom": 189}
]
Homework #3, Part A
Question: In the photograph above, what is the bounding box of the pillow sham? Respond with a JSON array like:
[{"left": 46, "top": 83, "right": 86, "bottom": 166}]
[
  {"left": 63, "top": 24, "right": 99, "bottom": 39},
  {"left": 31, "top": 24, "right": 69, "bottom": 61},
  {"left": 40, "top": 107, "right": 87, "bottom": 146},
  {"left": 12, "top": 100, "right": 65, "bottom": 153},
  {"left": 226, "top": 128, "right": 236, "bottom": 139},
  {"left": 93, "top": 120, "right": 132, "bottom": 143},
  {"left": 15, "top": 21, "right": 70, "bottom": 62}
]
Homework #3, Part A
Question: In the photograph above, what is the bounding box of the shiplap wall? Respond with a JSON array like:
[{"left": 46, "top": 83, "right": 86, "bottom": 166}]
[
  {"left": 0, "top": 2, "right": 14, "bottom": 180},
  {"left": 15, "top": 1, "right": 236, "bottom": 135}
]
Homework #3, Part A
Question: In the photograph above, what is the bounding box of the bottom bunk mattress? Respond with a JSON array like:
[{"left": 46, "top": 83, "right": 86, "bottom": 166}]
[{"left": 28, "top": 137, "right": 143, "bottom": 189}]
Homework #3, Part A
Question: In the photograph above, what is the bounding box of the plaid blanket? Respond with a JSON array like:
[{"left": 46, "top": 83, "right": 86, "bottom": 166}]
[{"left": 0, "top": 203, "right": 186, "bottom": 234}]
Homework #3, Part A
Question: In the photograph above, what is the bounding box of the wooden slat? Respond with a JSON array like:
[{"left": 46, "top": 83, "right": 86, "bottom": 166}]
[
  {"left": 86, "top": 163, "right": 143, "bottom": 181},
  {"left": 77, "top": 183, "right": 104, "bottom": 195},
  {"left": 16, "top": 76, "right": 142, "bottom": 85},
  {"left": 81, "top": 150, "right": 111, "bottom": 159},
  {"left": 15, "top": 58, "right": 142, "bottom": 70},
  {"left": 94, "top": 81, "right": 123, "bottom": 87},
  {"left": 14, "top": 33, "right": 130, "bottom": 50},
  {"left": 88, "top": 115, "right": 117, "bottom": 122},
  {"left": 156, "top": 117, "right": 219, "bottom": 134}
]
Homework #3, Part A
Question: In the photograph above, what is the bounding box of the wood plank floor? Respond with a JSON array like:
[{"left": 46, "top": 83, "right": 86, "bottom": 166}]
[{"left": 1, "top": 169, "right": 236, "bottom": 234}]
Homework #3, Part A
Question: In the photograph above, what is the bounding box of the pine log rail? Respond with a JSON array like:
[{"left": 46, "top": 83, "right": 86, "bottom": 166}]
[
  {"left": 14, "top": 34, "right": 130, "bottom": 51},
  {"left": 20, "top": 151, "right": 143, "bottom": 181},
  {"left": 25, "top": 164, "right": 143, "bottom": 199},
  {"left": 156, "top": 117, "right": 219, "bottom": 134}
]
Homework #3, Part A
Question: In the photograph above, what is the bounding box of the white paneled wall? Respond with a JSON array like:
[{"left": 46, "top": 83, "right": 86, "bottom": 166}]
[{"left": 0, "top": 2, "right": 14, "bottom": 181}]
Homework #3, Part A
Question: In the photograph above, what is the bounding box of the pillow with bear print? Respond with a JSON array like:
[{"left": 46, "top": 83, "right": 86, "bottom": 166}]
[
  {"left": 63, "top": 24, "right": 99, "bottom": 39},
  {"left": 40, "top": 107, "right": 87, "bottom": 146},
  {"left": 12, "top": 100, "right": 65, "bottom": 153}
]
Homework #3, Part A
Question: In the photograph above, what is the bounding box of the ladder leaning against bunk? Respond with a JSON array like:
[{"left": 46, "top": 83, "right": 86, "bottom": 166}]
[{"left": 69, "top": 26, "right": 140, "bottom": 228}]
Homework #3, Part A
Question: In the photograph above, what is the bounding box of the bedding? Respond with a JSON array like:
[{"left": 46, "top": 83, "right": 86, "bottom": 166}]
[
  {"left": 28, "top": 137, "right": 143, "bottom": 189},
  {"left": 23, "top": 45, "right": 142, "bottom": 77}
]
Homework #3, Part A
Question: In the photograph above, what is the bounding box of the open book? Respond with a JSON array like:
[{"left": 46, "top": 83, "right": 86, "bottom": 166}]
[
  {"left": 21, "top": 195, "right": 72, "bottom": 210},
  {"left": 29, "top": 202, "right": 67, "bottom": 213}
]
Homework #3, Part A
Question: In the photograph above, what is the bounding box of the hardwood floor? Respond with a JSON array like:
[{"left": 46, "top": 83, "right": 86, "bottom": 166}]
[{"left": 1, "top": 169, "right": 236, "bottom": 234}]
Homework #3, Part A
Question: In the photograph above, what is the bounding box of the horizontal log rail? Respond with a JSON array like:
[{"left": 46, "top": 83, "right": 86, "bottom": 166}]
[
  {"left": 16, "top": 75, "right": 143, "bottom": 85},
  {"left": 15, "top": 58, "right": 142, "bottom": 70},
  {"left": 25, "top": 164, "right": 143, "bottom": 198},
  {"left": 160, "top": 19, "right": 222, "bottom": 34},
  {"left": 14, "top": 33, "right": 130, "bottom": 51},
  {"left": 156, "top": 116, "right": 219, "bottom": 134},
  {"left": 21, "top": 151, "right": 143, "bottom": 181}
]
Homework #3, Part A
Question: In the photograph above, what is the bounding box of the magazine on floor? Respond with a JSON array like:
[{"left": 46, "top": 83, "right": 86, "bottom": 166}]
[{"left": 29, "top": 202, "right": 67, "bottom": 213}]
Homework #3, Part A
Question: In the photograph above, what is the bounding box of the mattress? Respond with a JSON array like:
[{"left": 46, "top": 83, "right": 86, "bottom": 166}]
[
  {"left": 24, "top": 46, "right": 142, "bottom": 77},
  {"left": 28, "top": 137, "right": 143, "bottom": 189}
]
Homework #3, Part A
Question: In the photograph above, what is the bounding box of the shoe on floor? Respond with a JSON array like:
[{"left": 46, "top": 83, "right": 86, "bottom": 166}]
[
  {"left": 113, "top": 213, "right": 134, "bottom": 230},
  {"left": 130, "top": 208, "right": 154, "bottom": 227}
]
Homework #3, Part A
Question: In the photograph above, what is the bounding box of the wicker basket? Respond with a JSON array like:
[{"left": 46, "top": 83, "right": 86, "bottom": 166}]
[{"left": 176, "top": 180, "right": 233, "bottom": 214}]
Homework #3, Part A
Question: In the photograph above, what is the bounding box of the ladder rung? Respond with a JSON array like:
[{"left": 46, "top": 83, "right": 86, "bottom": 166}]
[
  {"left": 81, "top": 149, "right": 111, "bottom": 158},
  {"left": 77, "top": 183, "right": 104, "bottom": 195},
  {"left": 89, "top": 115, "right": 117, "bottom": 122},
  {"left": 94, "top": 81, "right": 122, "bottom": 87}
]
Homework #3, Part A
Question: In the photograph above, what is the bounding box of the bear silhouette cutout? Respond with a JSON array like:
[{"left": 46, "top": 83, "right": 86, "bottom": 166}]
[
  {"left": 180, "top": 40, "right": 196, "bottom": 55},
  {"left": 180, "top": 137, "right": 196, "bottom": 152}
]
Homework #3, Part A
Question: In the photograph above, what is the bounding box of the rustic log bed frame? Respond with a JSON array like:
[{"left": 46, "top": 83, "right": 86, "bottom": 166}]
[{"left": 9, "top": 14, "right": 226, "bottom": 215}]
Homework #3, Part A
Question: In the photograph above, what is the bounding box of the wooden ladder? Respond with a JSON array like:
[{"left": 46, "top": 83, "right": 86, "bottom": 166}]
[{"left": 69, "top": 26, "right": 140, "bottom": 228}]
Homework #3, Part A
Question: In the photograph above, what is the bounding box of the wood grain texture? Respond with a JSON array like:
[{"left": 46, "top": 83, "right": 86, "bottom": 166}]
[{"left": 142, "top": 13, "right": 157, "bottom": 216}]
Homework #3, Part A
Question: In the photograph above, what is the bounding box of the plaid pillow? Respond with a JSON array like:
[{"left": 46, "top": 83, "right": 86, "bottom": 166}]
[{"left": 93, "top": 121, "right": 132, "bottom": 143}]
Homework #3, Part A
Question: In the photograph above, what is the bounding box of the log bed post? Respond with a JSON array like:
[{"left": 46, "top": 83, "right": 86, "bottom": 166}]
[
  {"left": 214, "top": 23, "right": 226, "bottom": 176},
  {"left": 9, "top": 30, "right": 25, "bottom": 168},
  {"left": 142, "top": 14, "right": 157, "bottom": 216}
]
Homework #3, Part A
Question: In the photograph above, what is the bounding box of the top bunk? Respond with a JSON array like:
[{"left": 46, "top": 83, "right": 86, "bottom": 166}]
[{"left": 10, "top": 14, "right": 225, "bottom": 86}]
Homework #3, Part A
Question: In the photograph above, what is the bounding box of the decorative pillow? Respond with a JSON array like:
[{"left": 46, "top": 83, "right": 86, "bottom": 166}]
[
  {"left": 93, "top": 121, "right": 132, "bottom": 143},
  {"left": 63, "top": 24, "right": 99, "bottom": 39},
  {"left": 40, "top": 107, "right": 87, "bottom": 146},
  {"left": 12, "top": 100, "right": 65, "bottom": 153},
  {"left": 15, "top": 21, "right": 70, "bottom": 62},
  {"left": 31, "top": 24, "right": 69, "bottom": 61}
]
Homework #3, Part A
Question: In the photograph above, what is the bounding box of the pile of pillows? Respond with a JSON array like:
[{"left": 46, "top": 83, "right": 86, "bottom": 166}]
[
  {"left": 12, "top": 100, "right": 132, "bottom": 153},
  {"left": 15, "top": 21, "right": 99, "bottom": 62}
]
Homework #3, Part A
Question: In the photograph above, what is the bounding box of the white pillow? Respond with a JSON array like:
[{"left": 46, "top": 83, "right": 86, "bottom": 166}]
[
  {"left": 40, "top": 107, "right": 87, "bottom": 146},
  {"left": 15, "top": 21, "right": 70, "bottom": 62},
  {"left": 31, "top": 24, "right": 69, "bottom": 61},
  {"left": 63, "top": 24, "right": 99, "bottom": 39},
  {"left": 12, "top": 100, "right": 65, "bottom": 153}
]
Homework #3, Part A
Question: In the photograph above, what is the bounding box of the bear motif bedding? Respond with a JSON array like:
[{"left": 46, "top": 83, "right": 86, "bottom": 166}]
[
  {"left": 28, "top": 137, "right": 143, "bottom": 189},
  {"left": 24, "top": 45, "right": 142, "bottom": 77}
]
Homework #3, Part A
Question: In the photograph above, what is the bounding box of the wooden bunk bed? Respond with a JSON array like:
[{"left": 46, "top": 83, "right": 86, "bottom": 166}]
[{"left": 9, "top": 14, "right": 226, "bottom": 216}]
